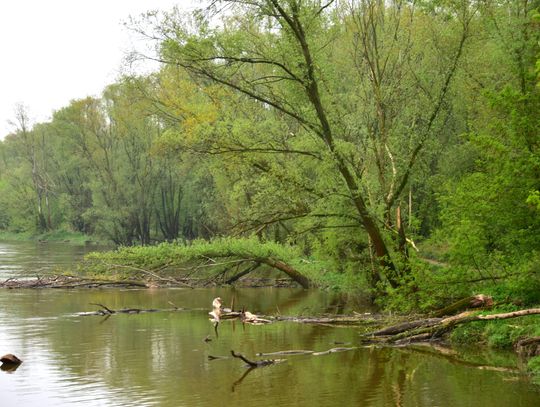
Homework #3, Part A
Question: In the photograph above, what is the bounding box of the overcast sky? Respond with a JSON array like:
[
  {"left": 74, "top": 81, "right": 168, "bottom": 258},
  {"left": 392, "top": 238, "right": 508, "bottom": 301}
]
[{"left": 0, "top": 0, "right": 202, "bottom": 139}]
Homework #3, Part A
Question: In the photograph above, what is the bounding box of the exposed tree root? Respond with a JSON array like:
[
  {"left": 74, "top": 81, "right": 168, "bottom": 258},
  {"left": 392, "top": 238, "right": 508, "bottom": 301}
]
[{"left": 515, "top": 336, "right": 540, "bottom": 357}]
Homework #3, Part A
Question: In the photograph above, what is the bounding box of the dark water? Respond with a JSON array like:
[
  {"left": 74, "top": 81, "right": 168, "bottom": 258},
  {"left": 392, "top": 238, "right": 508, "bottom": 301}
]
[{"left": 0, "top": 241, "right": 539, "bottom": 406}]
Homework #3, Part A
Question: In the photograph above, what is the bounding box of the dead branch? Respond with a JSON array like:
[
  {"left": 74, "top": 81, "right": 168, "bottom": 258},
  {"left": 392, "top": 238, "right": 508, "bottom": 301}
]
[
  {"left": 230, "top": 350, "right": 282, "bottom": 367},
  {"left": 0, "top": 275, "right": 148, "bottom": 289},
  {"left": 365, "top": 308, "right": 540, "bottom": 344},
  {"left": 89, "top": 303, "right": 115, "bottom": 314},
  {"left": 257, "top": 350, "right": 315, "bottom": 356},
  {"left": 274, "top": 314, "right": 381, "bottom": 326},
  {"left": 100, "top": 263, "right": 193, "bottom": 288},
  {"left": 78, "top": 303, "right": 183, "bottom": 317},
  {"left": 257, "top": 347, "right": 356, "bottom": 357},
  {"left": 432, "top": 294, "right": 494, "bottom": 317},
  {"left": 225, "top": 262, "right": 261, "bottom": 284},
  {"left": 312, "top": 347, "right": 357, "bottom": 356}
]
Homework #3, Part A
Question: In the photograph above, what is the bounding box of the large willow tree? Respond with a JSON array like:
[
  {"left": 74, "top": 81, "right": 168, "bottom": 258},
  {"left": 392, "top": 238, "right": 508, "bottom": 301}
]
[{"left": 135, "top": 0, "right": 474, "bottom": 288}]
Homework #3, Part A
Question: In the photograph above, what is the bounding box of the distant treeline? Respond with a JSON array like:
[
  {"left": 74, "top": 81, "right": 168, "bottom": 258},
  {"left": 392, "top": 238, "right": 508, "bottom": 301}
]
[{"left": 0, "top": 1, "right": 539, "bottom": 302}]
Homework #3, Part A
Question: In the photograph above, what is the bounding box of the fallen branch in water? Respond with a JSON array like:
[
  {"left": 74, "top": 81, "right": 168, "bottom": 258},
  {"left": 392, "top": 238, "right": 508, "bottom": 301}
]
[
  {"left": 364, "top": 308, "right": 540, "bottom": 344},
  {"left": 312, "top": 347, "right": 357, "bottom": 356},
  {"left": 256, "top": 347, "right": 357, "bottom": 356},
  {"left": 230, "top": 350, "right": 283, "bottom": 367},
  {"left": 257, "top": 350, "right": 315, "bottom": 356},
  {"left": 273, "top": 313, "right": 381, "bottom": 326},
  {"left": 78, "top": 303, "right": 185, "bottom": 316},
  {"left": 0, "top": 275, "right": 148, "bottom": 289}
]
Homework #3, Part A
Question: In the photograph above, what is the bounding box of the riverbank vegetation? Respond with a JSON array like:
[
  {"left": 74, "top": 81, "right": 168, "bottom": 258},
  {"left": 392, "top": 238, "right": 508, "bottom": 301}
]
[{"left": 1, "top": 1, "right": 539, "bottom": 363}]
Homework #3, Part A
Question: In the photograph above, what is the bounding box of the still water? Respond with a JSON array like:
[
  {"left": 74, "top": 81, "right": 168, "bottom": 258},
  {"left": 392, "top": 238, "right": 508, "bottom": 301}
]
[
  {"left": 0, "top": 241, "right": 539, "bottom": 406},
  {"left": 0, "top": 240, "right": 110, "bottom": 279}
]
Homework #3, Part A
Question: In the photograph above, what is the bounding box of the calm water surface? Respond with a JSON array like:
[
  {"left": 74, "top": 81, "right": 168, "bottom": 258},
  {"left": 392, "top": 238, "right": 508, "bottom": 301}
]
[
  {"left": 0, "top": 241, "right": 539, "bottom": 406},
  {"left": 0, "top": 240, "right": 110, "bottom": 279}
]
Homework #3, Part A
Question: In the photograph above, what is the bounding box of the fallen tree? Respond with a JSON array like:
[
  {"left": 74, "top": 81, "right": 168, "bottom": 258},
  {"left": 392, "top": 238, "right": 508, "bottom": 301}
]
[
  {"left": 365, "top": 308, "right": 540, "bottom": 344},
  {"left": 0, "top": 275, "right": 148, "bottom": 289},
  {"left": 82, "top": 238, "right": 314, "bottom": 288}
]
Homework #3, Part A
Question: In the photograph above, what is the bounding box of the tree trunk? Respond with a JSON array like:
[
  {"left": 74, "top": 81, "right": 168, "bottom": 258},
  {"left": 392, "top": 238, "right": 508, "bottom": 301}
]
[{"left": 258, "top": 257, "right": 311, "bottom": 289}]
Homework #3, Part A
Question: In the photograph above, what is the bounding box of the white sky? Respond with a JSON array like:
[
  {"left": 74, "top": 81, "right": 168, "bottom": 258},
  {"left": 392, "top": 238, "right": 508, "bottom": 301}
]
[{"left": 0, "top": 0, "right": 203, "bottom": 139}]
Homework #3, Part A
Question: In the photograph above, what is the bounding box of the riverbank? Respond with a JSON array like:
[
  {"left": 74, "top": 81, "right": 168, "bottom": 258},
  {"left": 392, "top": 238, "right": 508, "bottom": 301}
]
[
  {"left": 1, "top": 271, "right": 539, "bottom": 383},
  {"left": 2, "top": 237, "right": 538, "bottom": 383},
  {"left": 1, "top": 287, "right": 536, "bottom": 406},
  {"left": 0, "top": 230, "right": 107, "bottom": 245}
]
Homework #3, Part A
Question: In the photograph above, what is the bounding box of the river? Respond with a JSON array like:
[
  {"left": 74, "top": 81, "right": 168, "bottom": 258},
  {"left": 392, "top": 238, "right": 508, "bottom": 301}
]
[{"left": 0, "top": 240, "right": 539, "bottom": 406}]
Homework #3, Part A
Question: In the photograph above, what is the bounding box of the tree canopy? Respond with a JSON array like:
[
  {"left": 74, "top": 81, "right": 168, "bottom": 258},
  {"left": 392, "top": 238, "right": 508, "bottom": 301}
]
[{"left": 1, "top": 0, "right": 539, "bottom": 304}]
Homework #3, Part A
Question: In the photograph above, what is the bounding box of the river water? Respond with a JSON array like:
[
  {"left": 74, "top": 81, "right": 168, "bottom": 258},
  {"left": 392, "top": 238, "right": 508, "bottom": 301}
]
[{"left": 0, "top": 240, "right": 539, "bottom": 406}]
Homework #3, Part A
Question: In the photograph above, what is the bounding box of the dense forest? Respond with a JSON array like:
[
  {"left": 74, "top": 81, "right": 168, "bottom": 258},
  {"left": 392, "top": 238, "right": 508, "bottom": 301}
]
[{"left": 0, "top": 0, "right": 539, "bottom": 307}]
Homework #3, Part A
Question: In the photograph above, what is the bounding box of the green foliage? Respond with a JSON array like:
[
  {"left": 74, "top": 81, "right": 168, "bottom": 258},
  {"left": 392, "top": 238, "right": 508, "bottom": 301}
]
[
  {"left": 449, "top": 321, "right": 485, "bottom": 345},
  {"left": 450, "top": 315, "right": 540, "bottom": 350},
  {"left": 528, "top": 356, "right": 540, "bottom": 382},
  {"left": 1, "top": 1, "right": 539, "bottom": 305},
  {"left": 527, "top": 190, "right": 540, "bottom": 212}
]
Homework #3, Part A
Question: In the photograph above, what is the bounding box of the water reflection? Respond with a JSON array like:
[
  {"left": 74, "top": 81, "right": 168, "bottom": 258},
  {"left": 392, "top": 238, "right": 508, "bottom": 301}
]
[
  {"left": 0, "top": 288, "right": 537, "bottom": 406},
  {"left": 0, "top": 235, "right": 538, "bottom": 407},
  {"left": 0, "top": 240, "right": 110, "bottom": 279}
]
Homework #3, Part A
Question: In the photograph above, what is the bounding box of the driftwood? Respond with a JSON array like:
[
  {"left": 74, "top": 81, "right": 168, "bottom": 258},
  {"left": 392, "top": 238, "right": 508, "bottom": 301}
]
[
  {"left": 312, "top": 347, "right": 357, "bottom": 356},
  {"left": 241, "top": 311, "right": 272, "bottom": 324},
  {"left": 257, "top": 346, "right": 357, "bottom": 357},
  {"left": 273, "top": 313, "right": 381, "bottom": 326},
  {"left": 78, "top": 303, "right": 185, "bottom": 316},
  {"left": 365, "top": 308, "right": 540, "bottom": 344},
  {"left": 230, "top": 350, "right": 283, "bottom": 367},
  {"left": 257, "top": 350, "right": 315, "bottom": 356},
  {"left": 0, "top": 275, "right": 148, "bottom": 289}
]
